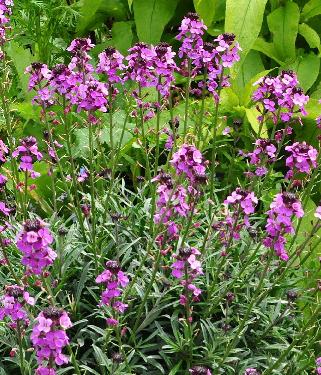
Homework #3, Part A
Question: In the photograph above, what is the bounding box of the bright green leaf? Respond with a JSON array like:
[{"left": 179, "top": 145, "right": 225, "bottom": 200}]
[
  {"left": 301, "top": 0, "right": 321, "bottom": 21},
  {"left": 267, "top": 2, "right": 300, "bottom": 63},
  {"left": 5, "top": 41, "right": 34, "bottom": 98},
  {"left": 225, "top": 0, "right": 268, "bottom": 72},
  {"left": 245, "top": 107, "right": 268, "bottom": 138},
  {"left": 252, "top": 38, "right": 283, "bottom": 64},
  {"left": 193, "top": 0, "right": 216, "bottom": 26},
  {"left": 111, "top": 21, "right": 134, "bottom": 55},
  {"left": 288, "top": 53, "right": 320, "bottom": 91},
  {"left": 76, "top": 0, "right": 102, "bottom": 34},
  {"left": 298, "top": 23, "right": 321, "bottom": 52},
  {"left": 133, "top": 0, "right": 179, "bottom": 44}
]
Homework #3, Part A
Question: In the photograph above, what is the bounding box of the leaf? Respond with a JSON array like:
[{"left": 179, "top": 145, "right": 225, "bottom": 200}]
[
  {"left": 5, "top": 41, "right": 34, "bottom": 98},
  {"left": 75, "top": 262, "right": 91, "bottom": 307},
  {"left": 288, "top": 53, "right": 320, "bottom": 91},
  {"left": 252, "top": 38, "right": 283, "bottom": 64},
  {"left": 298, "top": 23, "right": 321, "bottom": 53},
  {"left": 76, "top": 0, "right": 102, "bottom": 34},
  {"left": 77, "top": 0, "right": 128, "bottom": 35},
  {"left": 267, "top": 2, "right": 300, "bottom": 63},
  {"left": 193, "top": 0, "right": 216, "bottom": 26},
  {"left": 233, "top": 50, "right": 264, "bottom": 102},
  {"left": 301, "top": 0, "right": 321, "bottom": 21},
  {"left": 111, "top": 21, "right": 134, "bottom": 55},
  {"left": 225, "top": 0, "right": 268, "bottom": 71},
  {"left": 133, "top": 0, "right": 179, "bottom": 44},
  {"left": 245, "top": 107, "right": 268, "bottom": 138}
]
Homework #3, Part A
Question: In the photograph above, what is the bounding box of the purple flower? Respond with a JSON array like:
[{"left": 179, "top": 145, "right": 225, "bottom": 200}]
[
  {"left": 189, "top": 365, "right": 212, "bottom": 374},
  {"left": 171, "top": 144, "right": 207, "bottom": 185},
  {"left": 263, "top": 192, "right": 304, "bottom": 261},
  {"left": 244, "top": 139, "right": 277, "bottom": 176},
  {"left": 176, "top": 13, "right": 207, "bottom": 60},
  {"left": 0, "top": 285, "right": 34, "bottom": 324},
  {"left": 67, "top": 38, "right": 94, "bottom": 74},
  {"left": 224, "top": 188, "right": 258, "bottom": 215},
  {"left": 12, "top": 136, "right": 43, "bottom": 179},
  {"left": 31, "top": 307, "right": 71, "bottom": 374},
  {"left": 0, "top": 0, "right": 14, "bottom": 58},
  {"left": 0, "top": 139, "right": 8, "bottom": 162},
  {"left": 315, "top": 205, "right": 321, "bottom": 219},
  {"left": 16, "top": 219, "right": 56, "bottom": 275},
  {"left": 285, "top": 141, "right": 318, "bottom": 178},
  {"left": 96, "top": 261, "right": 129, "bottom": 325},
  {"left": 97, "top": 46, "right": 125, "bottom": 85},
  {"left": 244, "top": 369, "right": 260, "bottom": 375},
  {"left": 253, "top": 71, "right": 309, "bottom": 123},
  {"left": 154, "top": 42, "right": 177, "bottom": 96},
  {"left": 171, "top": 247, "right": 203, "bottom": 304}
]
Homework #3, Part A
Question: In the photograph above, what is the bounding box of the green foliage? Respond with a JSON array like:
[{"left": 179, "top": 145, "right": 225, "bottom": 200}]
[{"left": 133, "top": 0, "right": 179, "bottom": 44}]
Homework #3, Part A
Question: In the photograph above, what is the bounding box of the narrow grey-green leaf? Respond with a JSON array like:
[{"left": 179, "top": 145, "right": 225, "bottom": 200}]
[
  {"left": 298, "top": 23, "right": 321, "bottom": 52},
  {"left": 133, "top": 0, "right": 179, "bottom": 44},
  {"left": 267, "top": 2, "right": 300, "bottom": 63},
  {"left": 225, "top": 0, "right": 268, "bottom": 70},
  {"left": 301, "top": 0, "right": 321, "bottom": 21}
]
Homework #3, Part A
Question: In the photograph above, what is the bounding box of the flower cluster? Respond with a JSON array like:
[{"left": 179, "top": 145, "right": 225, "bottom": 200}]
[
  {"left": 0, "top": 0, "right": 13, "bottom": 58},
  {"left": 95, "top": 260, "right": 129, "bottom": 326},
  {"left": 263, "top": 192, "right": 304, "bottom": 261},
  {"left": 214, "top": 189, "right": 258, "bottom": 249},
  {"left": 16, "top": 219, "right": 56, "bottom": 275},
  {"left": 0, "top": 139, "right": 8, "bottom": 163},
  {"left": 316, "top": 357, "right": 321, "bottom": 375},
  {"left": 244, "top": 369, "right": 260, "bottom": 375},
  {"left": 171, "top": 247, "right": 203, "bottom": 306},
  {"left": 285, "top": 141, "right": 318, "bottom": 179},
  {"left": 244, "top": 139, "right": 277, "bottom": 176},
  {"left": 12, "top": 136, "right": 43, "bottom": 179},
  {"left": 189, "top": 365, "right": 212, "bottom": 375},
  {"left": 253, "top": 70, "right": 309, "bottom": 123},
  {"left": 176, "top": 12, "right": 207, "bottom": 60},
  {"left": 154, "top": 42, "right": 177, "bottom": 96},
  {"left": 171, "top": 144, "right": 207, "bottom": 185},
  {"left": 31, "top": 307, "right": 72, "bottom": 374},
  {"left": 0, "top": 285, "right": 34, "bottom": 325},
  {"left": 97, "top": 46, "right": 125, "bottom": 85}
]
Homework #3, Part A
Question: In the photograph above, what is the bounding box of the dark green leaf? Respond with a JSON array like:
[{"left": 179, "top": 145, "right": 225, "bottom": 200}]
[{"left": 133, "top": 0, "right": 179, "bottom": 44}]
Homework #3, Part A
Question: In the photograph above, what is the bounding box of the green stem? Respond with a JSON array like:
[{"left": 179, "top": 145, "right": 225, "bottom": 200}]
[
  {"left": 88, "top": 121, "right": 99, "bottom": 275},
  {"left": 16, "top": 320, "right": 25, "bottom": 375},
  {"left": 183, "top": 59, "right": 192, "bottom": 139}
]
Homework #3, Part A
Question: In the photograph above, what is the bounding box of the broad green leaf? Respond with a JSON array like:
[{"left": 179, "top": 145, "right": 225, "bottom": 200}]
[
  {"left": 241, "top": 69, "right": 273, "bottom": 106},
  {"left": 298, "top": 23, "right": 321, "bottom": 53},
  {"left": 233, "top": 50, "right": 264, "bottom": 102},
  {"left": 301, "top": 0, "right": 321, "bottom": 21},
  {"left": 267, "top": 2, "right": 300, "bottom": 63},
  {"left": 193, "top": 0, "right": 216, "bottom": 26},
  {"left": 288, "top": 53, "right": 320, "bottom": 91},
  {"left": 133, "top": 0, "right": 179, "bottom": 44},
  {"left": 77, "top": 0, "right": 128, "bottom": 35},
  {"left": 225, "top": 0, "right": 268, "bottom": 71},
  {"left": 245, "top": 107, "right": 268, "bottom": 138},
  {"left": 111, "top": 21, "right": 134, "bottom": 55},
  {"left": 252, "top": 38, "right": 283, "bottom": 64},
  {"left": 5, "top": 41, "right": 34, "bottom": 98},
  {"left": 76, "top": 0, "right": 102, "bottom": 34}
]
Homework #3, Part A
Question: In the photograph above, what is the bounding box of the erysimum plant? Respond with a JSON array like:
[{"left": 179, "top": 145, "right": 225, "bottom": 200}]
[{"left": 1, "top": 4, "right": 321, "bottom": 375}]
